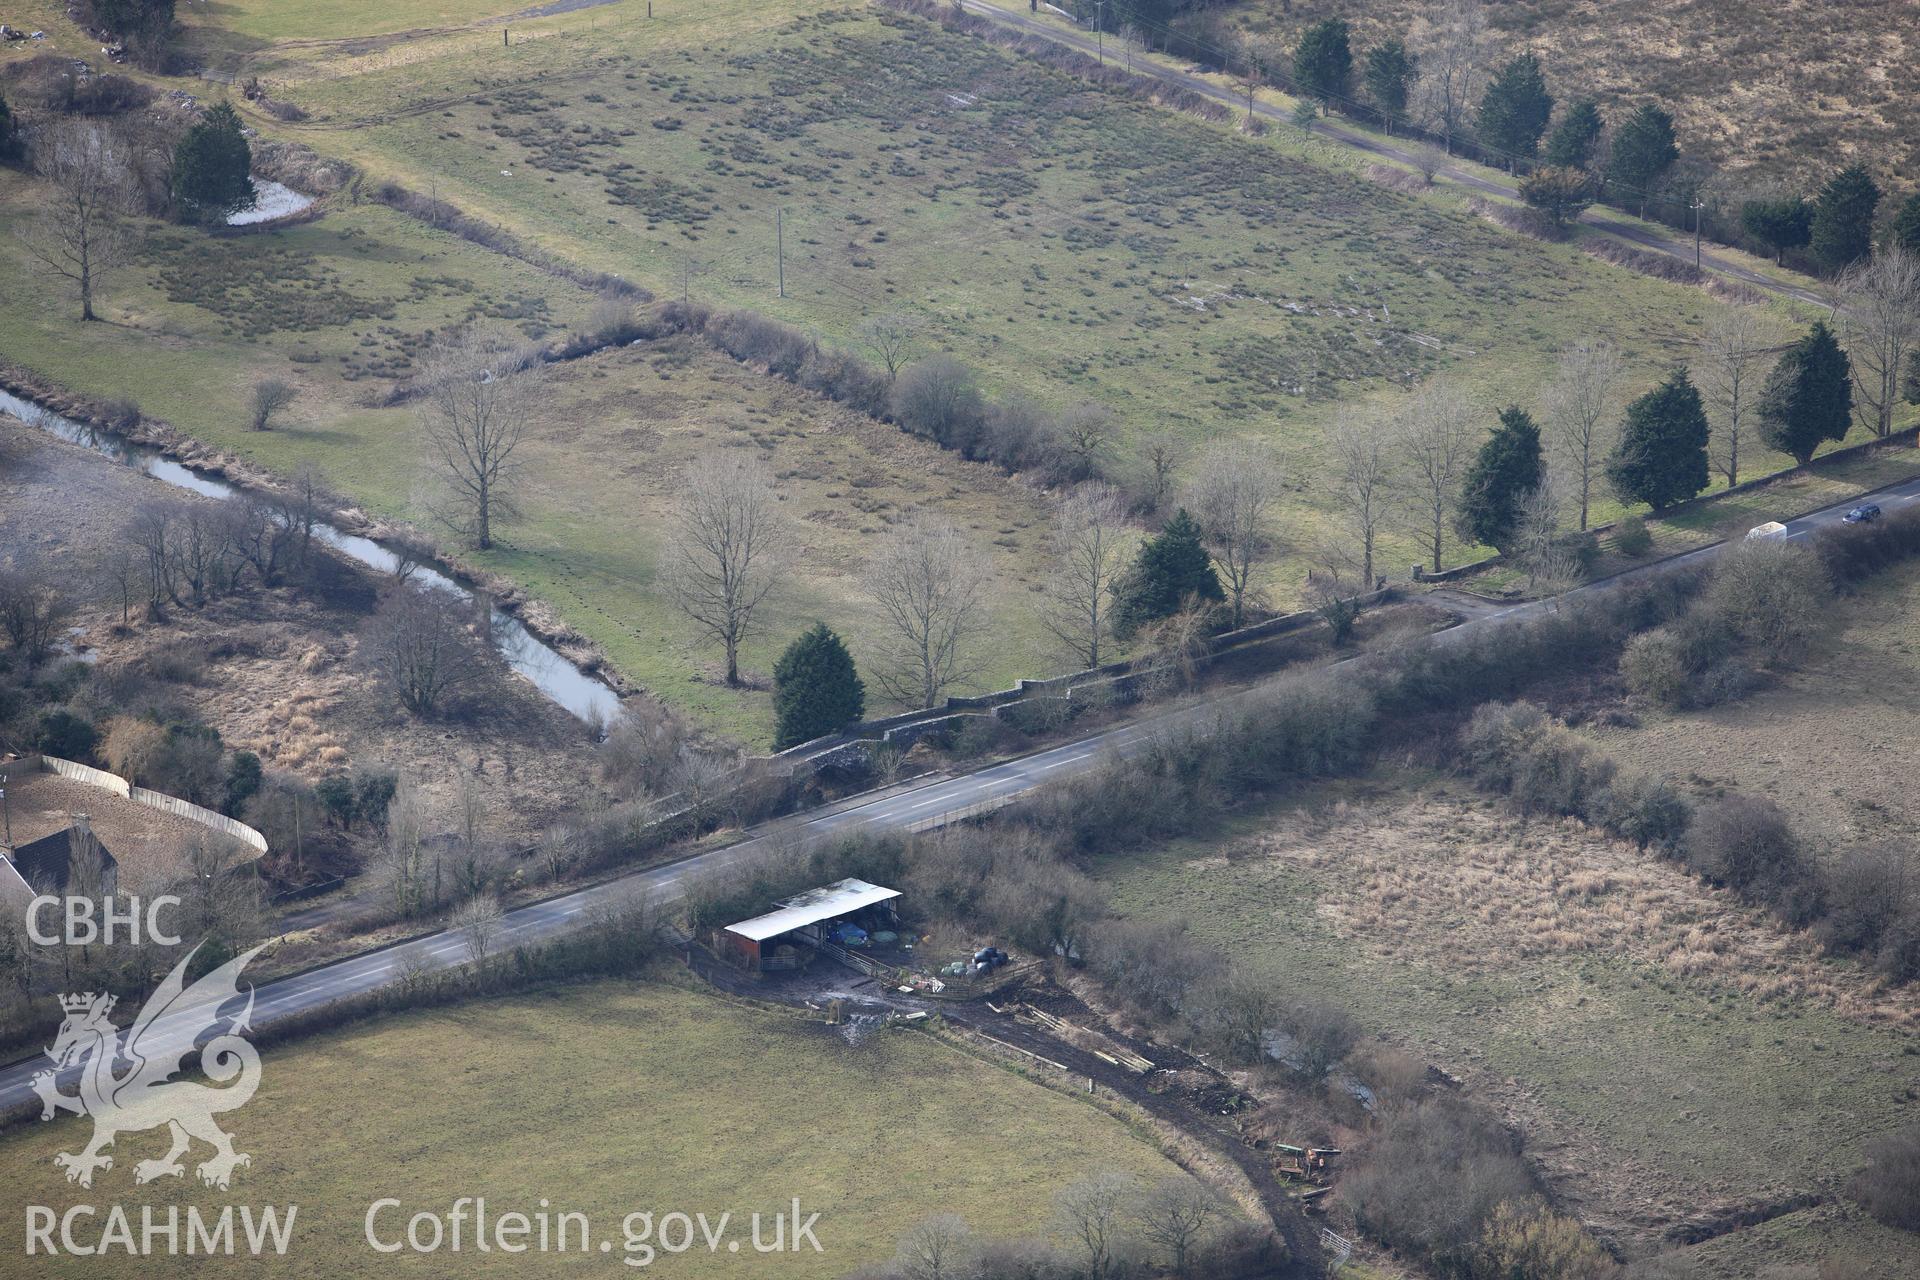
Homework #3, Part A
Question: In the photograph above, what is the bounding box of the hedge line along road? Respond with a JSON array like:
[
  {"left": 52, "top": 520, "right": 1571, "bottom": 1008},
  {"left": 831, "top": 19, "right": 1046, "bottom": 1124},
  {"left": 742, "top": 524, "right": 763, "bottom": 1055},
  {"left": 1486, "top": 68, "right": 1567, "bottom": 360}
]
[{"left": 6, "top": 472, "right": 1919, "bottom": 1116}]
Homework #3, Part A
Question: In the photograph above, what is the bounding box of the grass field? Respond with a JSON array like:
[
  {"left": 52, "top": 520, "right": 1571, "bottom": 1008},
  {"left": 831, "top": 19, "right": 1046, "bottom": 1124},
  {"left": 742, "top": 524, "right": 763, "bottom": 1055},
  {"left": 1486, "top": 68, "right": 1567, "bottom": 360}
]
[
  {"left": 243, "top": 2, "right": 1824, "bottom": 549},
  {"left": 0, "top": 186, "right": 1065, "bottom": 744},
  {"left": 0, "top": 981, "right": 1192, "bottom": 1276},
  {"left": 474, "top": 334, "right": 1064, "bottom": 742},
  {"left": 1222, "top": 0, "right": 1920, "bottom": 189},
  {"left": 1579, "top": 556, "right": 1920, "bottom": 862},
  {"left": 0, "top": 191, "right": 599, "bottom": 511},
  {"left": 3, "top": 0, "right": 1910, "bottom": 746},
  {"left": 185, "top": 0, "right": 532, "bottom": 42},
  {"left": 1094, "top": 776, "right": 1920, "bottom": 1272}
]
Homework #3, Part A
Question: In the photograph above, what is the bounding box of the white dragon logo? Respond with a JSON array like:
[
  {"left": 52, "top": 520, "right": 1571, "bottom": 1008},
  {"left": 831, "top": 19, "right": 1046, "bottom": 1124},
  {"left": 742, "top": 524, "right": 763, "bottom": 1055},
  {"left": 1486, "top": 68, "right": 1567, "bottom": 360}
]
[{"left": 32, "top": 944, "right": 267, "bottom": 1191}]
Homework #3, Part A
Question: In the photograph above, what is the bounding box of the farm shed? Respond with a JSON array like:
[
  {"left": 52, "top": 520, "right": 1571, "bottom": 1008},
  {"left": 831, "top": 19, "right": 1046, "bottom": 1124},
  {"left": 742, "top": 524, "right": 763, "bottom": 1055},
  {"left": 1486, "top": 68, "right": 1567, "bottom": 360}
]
[{"left": 721, "top": 878, "right": 902, "bottom": 972}]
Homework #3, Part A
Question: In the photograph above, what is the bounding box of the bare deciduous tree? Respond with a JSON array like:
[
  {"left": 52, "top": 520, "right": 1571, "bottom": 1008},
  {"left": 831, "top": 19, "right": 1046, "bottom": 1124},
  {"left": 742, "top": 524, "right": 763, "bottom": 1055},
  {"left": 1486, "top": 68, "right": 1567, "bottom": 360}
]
[
  {"left": 448, "top": 773, "right": 498, "bottom": 901},
  {"left": 1135, "top": 1178, "right": 1220, "bottom": 1278},
  {"left": 171, "top": 504, "right": 232, "bottom": 606},
  {"left": 659, "top": 450, "right": 788, "bottom": 687},
  {"left": 172, "top": 838, "right": 266, "bottom": 957},
  {"left": 223, "top": 496, "right": 293, "bottom": 587},
  {"left": 1411, "top": 0, "right": 1488, "bottom": 156},
  {"left": 263, "top": 462, "right": 331, "bottom": 574},
  {"left": 1054, "top": 1173, "right": 1137, "bottom": 1280},
  {"left": 668, "top": 744, "right": 743, "bottom": 829},
  {"left": 18, "top": 119, "right": 135, "bottom": 322},
  {"left": 126, "top": 500, "right": 178, "bottom": 614},
  {"left": 1838, "top": 246, "right": 1920, "bottom": 439},
  {"left": 417, "top": 328, "right": 544, "bottom": 551},
  {"left": 454, "top": 892, "right": 503, "bottom": 967},
  {"left": 376, "top": 777, "right": 431, "bottom": 918},
  {"left": 363, "top": 584, "right": 499, "bottom": 717},
  {"left": 1410, "top": 144, "right": 1447, "bottom": 186},
  {"left": 0, "top": 566, "right": 72, "bottom": 663},
  {"left": 1041, "top": 483, "right": 1132, "bottom": 667},
  {"left": 1134, "top": 430, "right": 1187, "bottom": 514},
  {"left": 1514, "top": 477, "right": 1582, "bottom": 595},
  {"left": 1137, "top": 600, "right": 1215, "bottom": 697},
  {"left": 105, "top": 546, "right": 138, "bottom": 627},
  {"left": 1189, "top": 440, "right": 1283, "bottom": 629},
  {"left": 1696, "top": 308, "right": 1769, "bottom": 486},
  {"left": 867, "top": 511, "right": 989, "bottom": 708},
  {"left": 1394, "top": 377, "right": 1478, "bottom": 574},
  {"left": 598, "top": 709, "right": 697, "bottom": 802},
  {"left": 1328, "top": 418, "right": 1393, "bottom": 584},
  {"left": 535, "top": 825, "right": 575, "bottom": 885},
  {"left": 1543, "top": 340, "right": 1626, "bottom": 529},
  {"left": 857, "top": 312, "right": 918, "bottom": 383},
  {"left": 895, "top": 1214, "right": 973, "bottom": 1280},
  {"left": 247, "top": 377, "right": 298, "bottom": 432},
  {"left": 1051, "top": 402, "right": 1115, "bottom": 482},
  {"left": 1284, "top": 997, "right": 1361, "bottom": 1081}
]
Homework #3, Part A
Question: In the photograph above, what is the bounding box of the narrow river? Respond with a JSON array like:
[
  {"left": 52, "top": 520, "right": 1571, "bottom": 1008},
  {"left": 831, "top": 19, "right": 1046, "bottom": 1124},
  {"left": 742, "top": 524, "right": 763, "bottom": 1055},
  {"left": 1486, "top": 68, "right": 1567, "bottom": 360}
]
[{"left": 1, "top": 387, "right": 622, "bottom": 726}]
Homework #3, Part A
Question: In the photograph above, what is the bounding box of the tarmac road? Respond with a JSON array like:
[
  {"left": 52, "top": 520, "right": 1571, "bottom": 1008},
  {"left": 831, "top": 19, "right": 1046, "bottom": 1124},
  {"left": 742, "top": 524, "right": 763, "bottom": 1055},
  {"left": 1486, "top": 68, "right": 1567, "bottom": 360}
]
[
  {"left": 954, "top": 0, "right": 1826, "bottom": 308},
  {"left": 5, "top": 474, "right": 1917, "bottom": 1115}
]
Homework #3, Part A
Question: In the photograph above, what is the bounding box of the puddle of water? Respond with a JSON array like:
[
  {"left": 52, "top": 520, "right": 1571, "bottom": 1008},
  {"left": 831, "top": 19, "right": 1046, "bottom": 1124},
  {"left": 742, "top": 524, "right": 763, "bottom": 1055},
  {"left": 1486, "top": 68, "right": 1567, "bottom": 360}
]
[
  {"left": 1, "top": 388, "right": 621, "bottom": 725},
  {"left": 227, "top": 180, "right": 316, "bottom": 227}
]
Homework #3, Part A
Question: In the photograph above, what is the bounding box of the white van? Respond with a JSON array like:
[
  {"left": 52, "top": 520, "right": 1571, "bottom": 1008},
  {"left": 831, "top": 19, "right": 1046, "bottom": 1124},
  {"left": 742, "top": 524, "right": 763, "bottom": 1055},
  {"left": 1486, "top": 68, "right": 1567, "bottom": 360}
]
[{"left": 1745, "top": 521, "right": 1789, "bottom": 542}]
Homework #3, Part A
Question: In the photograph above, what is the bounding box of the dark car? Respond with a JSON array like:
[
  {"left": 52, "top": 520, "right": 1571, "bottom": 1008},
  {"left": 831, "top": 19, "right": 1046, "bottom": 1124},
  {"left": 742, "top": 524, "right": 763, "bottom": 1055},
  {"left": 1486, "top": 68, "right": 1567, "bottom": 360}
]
[{"left": 1844, "top": 504, "right": 1882, "bottom": 524}]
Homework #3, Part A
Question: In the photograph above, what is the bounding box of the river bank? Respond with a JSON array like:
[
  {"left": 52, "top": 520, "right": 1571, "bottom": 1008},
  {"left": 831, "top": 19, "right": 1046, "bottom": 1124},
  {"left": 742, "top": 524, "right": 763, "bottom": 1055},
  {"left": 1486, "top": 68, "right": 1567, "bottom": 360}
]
[{"left": 0, "top": 358, "right": 631, "bottom": 723}]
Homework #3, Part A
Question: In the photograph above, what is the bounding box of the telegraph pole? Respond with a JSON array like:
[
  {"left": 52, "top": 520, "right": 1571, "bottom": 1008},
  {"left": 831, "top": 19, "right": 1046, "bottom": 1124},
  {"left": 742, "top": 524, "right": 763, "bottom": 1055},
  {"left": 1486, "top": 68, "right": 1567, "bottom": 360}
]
[
  {"left": 1094, "top": 0, "right": 1106, "bottom": 65},
  {"left": 777, "top": 208, "right": 786, "bottom": 299},
  {"left": 1690, "top": 198, "right": 1706, "bottom": 269}
]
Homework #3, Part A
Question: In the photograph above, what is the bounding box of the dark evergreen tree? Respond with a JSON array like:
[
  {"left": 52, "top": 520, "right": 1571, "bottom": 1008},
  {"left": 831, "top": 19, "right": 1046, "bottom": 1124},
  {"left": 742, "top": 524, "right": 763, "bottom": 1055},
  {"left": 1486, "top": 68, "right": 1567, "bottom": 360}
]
[
  {"left": 1758, "top": 322, "right": 1853, "bottom": 465},
  {"left": 1809, "top": 165, "right": 1880, "bottom": 271},
  {"left": 1892, "top": 193, "right": 1920, "bottom": 256},
  {"left": 171, "top": 100, "right": 253, "bottom": 223},
  {"left": 1606, "top": 104, "right": 1678, "bottom": 216},
  {"left": 1454, "top": 407, "right": 1543, "bottom": 552},
  {"left": 1519, "top": 166, "right": 1593, "bottom": 228},
  {"left": 0, "top": 92, "right": 15, "bottom": 164},
  {"left": 1363, "top": 39, "right": 1417, "bottom": 131},
  {"left": 1543, "top": 98, "right": 1602, "bottom": 169},
  {"left": 1606, "top": 369, "right": 1710, "bottom": 510},
  {"left": 36, "top": 710, "right": 98, "bottom": 761},
  {"left": 771, "top": 623, "right": 865, "bottom": 750},
  {"left": 1293, "top": 19, "right": 1353, "bottom": 112},
  {"left": 1113, "top": 508, "right": 1223, "bottom": 636},
  {"left": 1740, "top": 197, "right": 1812, "bottom": 264},
  {"left": 1477, "top": 54, "right": 1554, "bottom": 171}
]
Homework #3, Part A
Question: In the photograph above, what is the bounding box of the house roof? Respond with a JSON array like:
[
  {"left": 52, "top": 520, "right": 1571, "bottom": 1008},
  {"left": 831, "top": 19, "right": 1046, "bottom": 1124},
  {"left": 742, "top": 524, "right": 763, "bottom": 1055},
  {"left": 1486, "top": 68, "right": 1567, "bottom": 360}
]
[
  {"left": 3, "top": 826, "right": 117, "bottom": 895},
  {"left": 724, "top": 878, "right": 901, "bottom": 943}
]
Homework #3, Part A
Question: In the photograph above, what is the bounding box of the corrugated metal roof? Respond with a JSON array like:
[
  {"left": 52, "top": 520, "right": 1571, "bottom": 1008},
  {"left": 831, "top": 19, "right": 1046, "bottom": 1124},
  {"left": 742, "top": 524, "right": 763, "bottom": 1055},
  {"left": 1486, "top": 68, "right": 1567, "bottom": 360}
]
[{"left": 724, "top": 878, "right": 901, "bottom": 943}]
